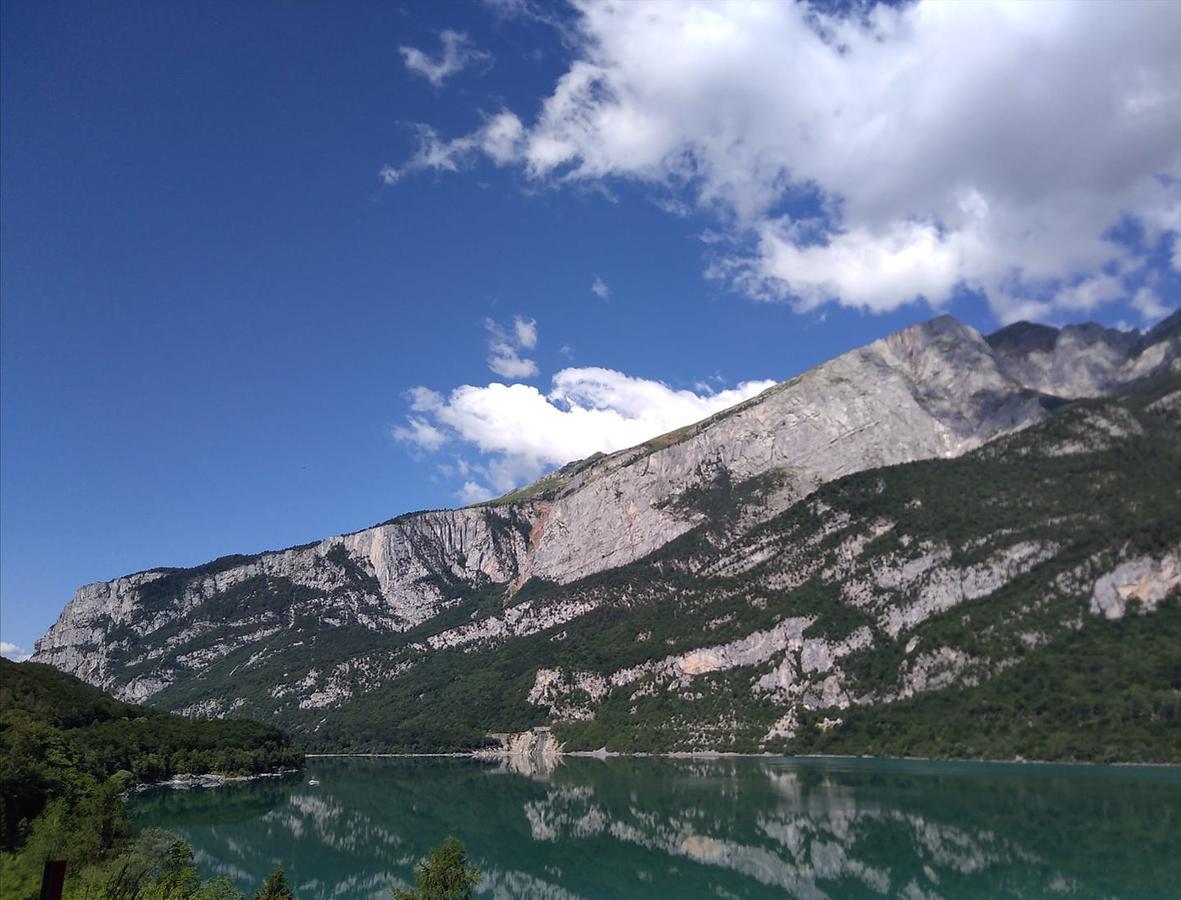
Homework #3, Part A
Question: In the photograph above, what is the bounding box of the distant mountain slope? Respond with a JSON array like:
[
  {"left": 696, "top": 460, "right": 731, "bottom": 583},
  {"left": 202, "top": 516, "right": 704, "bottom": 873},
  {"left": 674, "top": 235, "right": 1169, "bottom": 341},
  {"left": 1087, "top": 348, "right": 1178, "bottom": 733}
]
[{"left": 31, "top": 313, "right": 1181, "bottom": 759}]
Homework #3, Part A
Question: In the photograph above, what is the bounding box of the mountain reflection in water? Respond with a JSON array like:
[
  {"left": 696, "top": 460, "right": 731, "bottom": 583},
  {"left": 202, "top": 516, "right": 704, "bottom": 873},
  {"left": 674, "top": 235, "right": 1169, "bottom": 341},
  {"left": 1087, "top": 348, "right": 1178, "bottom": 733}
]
[{"left": 128, "top": 756, "right": 1181, "bottom": 899}]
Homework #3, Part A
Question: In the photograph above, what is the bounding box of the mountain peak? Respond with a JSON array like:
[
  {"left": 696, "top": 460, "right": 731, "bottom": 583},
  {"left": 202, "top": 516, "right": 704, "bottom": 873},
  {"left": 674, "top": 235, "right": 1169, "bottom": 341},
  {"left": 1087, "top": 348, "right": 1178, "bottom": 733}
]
[
  {"left": 986, "top": 321, "right": 1060, "bottom": 355},
  {"left": 897, "top": 313, "right": 980, "bottom": 341},
  {"left": 1147, "top": 308, "right": 1181, "bottom": 344}
]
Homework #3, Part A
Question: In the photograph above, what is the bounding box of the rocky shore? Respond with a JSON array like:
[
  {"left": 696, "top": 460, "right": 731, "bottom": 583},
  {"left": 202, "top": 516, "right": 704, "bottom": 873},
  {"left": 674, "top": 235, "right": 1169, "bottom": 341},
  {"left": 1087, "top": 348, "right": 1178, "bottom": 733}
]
[{"left": 132, "top": 768, "right": 302, "bottom": 793}]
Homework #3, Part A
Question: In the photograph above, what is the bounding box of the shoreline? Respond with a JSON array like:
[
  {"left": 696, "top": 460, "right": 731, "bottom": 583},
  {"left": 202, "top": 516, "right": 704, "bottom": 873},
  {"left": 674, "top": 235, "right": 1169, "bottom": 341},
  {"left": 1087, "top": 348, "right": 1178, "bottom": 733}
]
[
  {"left": 303, "top": 751, "right": 1180, "bottom": 769},
  {"left": 127, "top": 756, "right": 1180, "bottom": 798},
  {"left": 133, "top": 767, "right": 303, "bottom": 793}
]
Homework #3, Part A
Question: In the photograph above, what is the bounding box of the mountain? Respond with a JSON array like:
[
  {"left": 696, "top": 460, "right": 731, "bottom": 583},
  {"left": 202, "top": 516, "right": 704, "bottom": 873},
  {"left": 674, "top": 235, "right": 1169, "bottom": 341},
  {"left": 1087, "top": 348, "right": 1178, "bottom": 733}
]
[{"left": 31, "top": 313, "right": 1181, "bottom": 760}]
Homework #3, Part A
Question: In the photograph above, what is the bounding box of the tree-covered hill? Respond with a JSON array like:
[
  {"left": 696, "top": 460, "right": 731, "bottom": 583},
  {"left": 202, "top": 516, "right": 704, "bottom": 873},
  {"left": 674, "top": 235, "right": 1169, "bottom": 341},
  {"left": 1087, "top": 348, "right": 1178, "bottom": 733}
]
[
  {"left": 1, "top": 658, "right": 303, "bottom": 833},
  {"left": 0, "top": 658, "right": 303, "bottom": 897}
]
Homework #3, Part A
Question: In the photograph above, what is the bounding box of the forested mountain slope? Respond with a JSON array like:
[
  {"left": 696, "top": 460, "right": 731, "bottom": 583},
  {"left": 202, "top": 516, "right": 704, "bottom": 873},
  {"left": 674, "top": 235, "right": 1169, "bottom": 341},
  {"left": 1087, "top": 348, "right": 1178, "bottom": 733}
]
[
  {"left": 228, "top": 372, "right": 1177, "bottom": 760},
  {"left": 30, "top": 314, "right": 1181, "bottom": 760}
]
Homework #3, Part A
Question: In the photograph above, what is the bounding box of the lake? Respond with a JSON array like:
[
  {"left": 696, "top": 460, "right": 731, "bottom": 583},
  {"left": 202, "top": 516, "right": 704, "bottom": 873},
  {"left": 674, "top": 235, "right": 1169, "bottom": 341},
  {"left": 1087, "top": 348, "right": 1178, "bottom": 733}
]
[{"left": 128, "top": 755, "right": 1181, "bottom": 899}]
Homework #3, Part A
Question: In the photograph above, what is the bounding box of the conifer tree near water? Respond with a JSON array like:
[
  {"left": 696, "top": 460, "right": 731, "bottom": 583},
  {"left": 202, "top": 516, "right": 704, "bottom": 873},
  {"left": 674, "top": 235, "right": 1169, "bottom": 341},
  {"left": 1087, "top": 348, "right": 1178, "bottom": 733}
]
[
  {"left": 253, "top": 865, "right": 294, "bottom": 900},
  {"left": 392, "top": 837, "right": 481, "bottom": 900}
]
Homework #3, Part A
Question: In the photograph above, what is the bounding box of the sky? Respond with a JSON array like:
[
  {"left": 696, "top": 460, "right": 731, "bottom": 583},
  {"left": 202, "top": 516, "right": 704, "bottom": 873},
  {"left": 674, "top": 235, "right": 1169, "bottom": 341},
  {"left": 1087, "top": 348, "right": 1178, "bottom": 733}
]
[{"left": 2, "top": 0, "right": 1179, "bottom": 659}]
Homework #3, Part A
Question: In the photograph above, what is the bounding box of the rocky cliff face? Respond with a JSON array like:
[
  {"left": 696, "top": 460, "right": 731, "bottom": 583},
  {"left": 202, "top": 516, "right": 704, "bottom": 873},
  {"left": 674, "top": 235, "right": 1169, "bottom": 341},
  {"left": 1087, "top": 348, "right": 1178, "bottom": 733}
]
[
  {"left": 34, "top": 504, "right": 537, "bottom": 700},
  {"left": 472, "top": 313, "right": 1178, "bottom": 591},
  {"left": 986, "top": 314, "right": 1179, "bottom": 397},
  {"left": 31, "top": 313, "right": 1181, "bottom": 757}
]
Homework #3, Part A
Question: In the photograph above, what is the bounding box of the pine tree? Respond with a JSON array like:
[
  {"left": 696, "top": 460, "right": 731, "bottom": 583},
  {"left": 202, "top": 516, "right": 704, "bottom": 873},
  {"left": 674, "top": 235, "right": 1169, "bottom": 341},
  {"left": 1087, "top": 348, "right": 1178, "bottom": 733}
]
[
  {"left": 254, "top": 865, "right": 294, "bottom": 900},
  {"left": 392, "top": 837, "right": 481, "bottom": 900}
]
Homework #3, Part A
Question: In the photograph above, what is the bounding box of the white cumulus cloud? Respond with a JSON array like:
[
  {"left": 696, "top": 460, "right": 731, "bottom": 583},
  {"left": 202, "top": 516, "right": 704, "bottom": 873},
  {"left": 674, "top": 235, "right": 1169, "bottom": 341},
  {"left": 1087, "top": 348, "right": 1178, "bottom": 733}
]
[
  {"left": 1, "top": 641, "right": 30, "bottom": 662},
  {"left": 389, "top": 0, "right": 1181, "bottom": 322},
  {"left": 400, "top": 30, "right": 488, "bottom": 87},
  {"left": 390, "top": 417, "right": 447, "bottom": 451},
  {"left": 396, "top": 366, "right": 776, "bottom": 495},
  {"left": 456, "top": 480, "right": 496, "bottom": 505},
  {"left": 485, "top": 315, "right": 540, "bottom": 379},
  {"left": 591, "top": 277, "right": 610, "bottom": 300}
]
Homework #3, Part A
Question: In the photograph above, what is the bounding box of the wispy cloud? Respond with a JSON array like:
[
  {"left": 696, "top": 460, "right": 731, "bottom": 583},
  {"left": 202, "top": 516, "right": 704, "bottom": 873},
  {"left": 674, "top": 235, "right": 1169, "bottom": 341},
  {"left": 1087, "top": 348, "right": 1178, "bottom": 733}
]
[
  {"left": 1131, "top": 286, "right": 1169, "bottom": 323},
  {"left": 486, "top": 315, "right": 539, "bottom": 379},
  {"left": 513, "top": 316, "right": 538, "bottom": 349},
  {"left": 591, "top": 277, "right": 610, "bottom": 300},
  {"left": 399, "top": 30, "right": 489, "bottom": 87},
  {"left": 378, "top": 112, "right": 524, "bottom": 186}
]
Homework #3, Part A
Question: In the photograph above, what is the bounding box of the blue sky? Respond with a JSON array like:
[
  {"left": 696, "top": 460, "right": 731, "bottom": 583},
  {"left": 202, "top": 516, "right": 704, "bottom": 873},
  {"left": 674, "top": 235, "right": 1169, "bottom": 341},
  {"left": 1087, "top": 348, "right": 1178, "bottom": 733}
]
[{"left": 2, "top": 0, "right": 1178, "bottom": 658}]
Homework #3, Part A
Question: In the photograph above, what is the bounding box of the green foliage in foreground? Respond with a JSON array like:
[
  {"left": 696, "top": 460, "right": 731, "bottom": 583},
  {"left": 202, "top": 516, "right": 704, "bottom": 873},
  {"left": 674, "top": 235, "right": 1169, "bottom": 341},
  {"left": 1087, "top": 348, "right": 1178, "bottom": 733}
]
[
  {"left": 0, "top": 658, "right": 304, "bottom": 897},
  {"left": 392, "top": 837, "right": 481, "bottom": 900},
  {"left": 0, "top": 827, "right": 244, "bottom": 900},
  {"left": 0, "top": 789, "right": 262, "bottom": 900}
]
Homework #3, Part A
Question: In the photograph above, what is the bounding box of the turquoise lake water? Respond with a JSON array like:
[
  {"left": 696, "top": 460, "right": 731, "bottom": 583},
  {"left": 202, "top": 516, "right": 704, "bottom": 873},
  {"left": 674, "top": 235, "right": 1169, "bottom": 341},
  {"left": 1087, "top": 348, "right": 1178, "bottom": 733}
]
[{"left": 128, "top": 755, "right": 1181, "bottom": 899}]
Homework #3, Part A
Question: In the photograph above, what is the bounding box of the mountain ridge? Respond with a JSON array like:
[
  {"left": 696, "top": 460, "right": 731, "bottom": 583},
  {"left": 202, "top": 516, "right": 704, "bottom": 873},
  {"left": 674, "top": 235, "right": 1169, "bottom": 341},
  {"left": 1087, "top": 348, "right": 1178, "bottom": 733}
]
[
  {"left": 30, "top": 312, "right": 1181, "bottom": 759},
  {"left": 39, "top": 311, "right": 1180, "bottom": 590}
]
